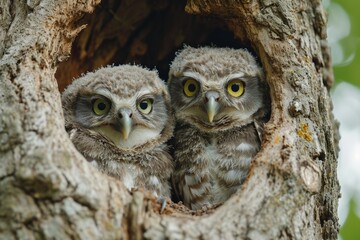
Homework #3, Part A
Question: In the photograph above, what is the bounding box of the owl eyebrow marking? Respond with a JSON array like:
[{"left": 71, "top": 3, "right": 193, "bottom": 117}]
[
  {"left": 94, "top": 87, "right": 113, "bottom": 99},
  {"left": 182, "top": 71, "right": 203, "bottom": 81},
  {"left": 224, "top": 72, "right": 245, "bottom": 82},
  {"left": 137, "top": 94, "right": 155, "bottom": 102},
  {"left": 136, "top": 88, "right": 153, "bottom": 99}
]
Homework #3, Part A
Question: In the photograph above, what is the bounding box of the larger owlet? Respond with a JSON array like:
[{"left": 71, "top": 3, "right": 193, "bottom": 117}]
[
  {"left": 62, "top": 65, "right": 174, "bottom": 197},
  {"left": 168, "top": 46, "right": 270, "bottom": 210}
]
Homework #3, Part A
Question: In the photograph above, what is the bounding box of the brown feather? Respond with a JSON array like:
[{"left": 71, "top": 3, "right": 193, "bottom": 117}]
[
  {"left": 169, "top": 47, "right": 271, "bottom": 209},
  {"left": 62, "top": 65, "right": 174, "bottom": 197}
]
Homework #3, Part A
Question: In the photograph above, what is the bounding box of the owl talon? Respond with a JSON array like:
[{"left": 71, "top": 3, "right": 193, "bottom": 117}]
[
  {"left": 158, "top": 196, "right": 167, "bottom": 214},
  {"left": 200, "top": 203, "right": 211, "bottom": 211}
]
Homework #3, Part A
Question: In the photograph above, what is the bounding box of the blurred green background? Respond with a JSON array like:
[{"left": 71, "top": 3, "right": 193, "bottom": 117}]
[
  {"left": 328, "top": 0, "right": 360, "bottom": 239},
  {"left": 332, "top": 0, "right": 360, "bottom": 86}
]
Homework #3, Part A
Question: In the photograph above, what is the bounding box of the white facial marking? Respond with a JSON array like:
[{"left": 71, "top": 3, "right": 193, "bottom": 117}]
[
  {"left": 95, "top": 87, "right": 153, "bottom": 109},
  {"left": 224, "top": 72, "right": 245, "bottom": 81},
  {"left": 93, "top": 125, "right": 161, "bottom": 149},
  {"left": 182, "top": 71, "right": 205, "bottom": 82},
  {"left": 93, "top": 87, "right": 161, "bottom": 149}
]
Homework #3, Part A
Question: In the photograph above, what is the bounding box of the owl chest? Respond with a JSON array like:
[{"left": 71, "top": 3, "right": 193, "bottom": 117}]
[
  {"left": 91, "top": 159, "right": 142, "bottom": 190},
  {"left": 196, "top": 136, "right": 258, "bottom": 201},
  {"left": 201, "top": 139, "right": 250, "bottom": 185}
]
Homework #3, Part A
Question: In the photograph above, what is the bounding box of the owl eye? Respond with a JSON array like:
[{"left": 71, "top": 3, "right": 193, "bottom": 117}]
[
  {"left": 137, "top": 99, "right": 153, "bottom": 114},
  {"left": 183, "top": 78, "right": 199, "bottom": 97},
  {"left": 93, "top": 98, "right": 111, "bottom": 115},
  {"left": 227, "top": 79, "right": 245, "bottom": 97}
]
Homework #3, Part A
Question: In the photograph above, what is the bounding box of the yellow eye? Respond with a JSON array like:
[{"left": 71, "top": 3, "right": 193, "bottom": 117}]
[
  {"left": 227, "top": 79, "right": 244, "bottom": 97},
  {"left": 183, "top": 78, "right": 199, "bottom": 97},
  {"left": 93, "top": 98, "right": 111, "bottom": 115},
  {"left": 137, "top": 99, "right": 153, "bottom": 114}
]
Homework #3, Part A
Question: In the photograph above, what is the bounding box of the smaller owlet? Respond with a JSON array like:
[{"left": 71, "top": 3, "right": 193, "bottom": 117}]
[
  {"left": 168, "top": 46, "right": 270, "bottom": 210},
  {"left": 62, "top": 65, "right": 174, "bottom": 197}
]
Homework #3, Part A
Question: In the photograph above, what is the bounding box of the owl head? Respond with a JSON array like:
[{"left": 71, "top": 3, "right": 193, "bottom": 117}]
[
  {"left": 62, "top": 65, "right": 174, "bottom": 151},
  {"left": 168, "top": 46, "right": 268, "bottom": 132}
]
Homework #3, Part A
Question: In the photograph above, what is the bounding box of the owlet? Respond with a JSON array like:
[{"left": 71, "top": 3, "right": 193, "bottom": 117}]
[
  {"left": 168, "top": 46, "right": 270, "bottom": 210},
  {"left": 62, "top": 65, "right": 174, "bottom": 197}
]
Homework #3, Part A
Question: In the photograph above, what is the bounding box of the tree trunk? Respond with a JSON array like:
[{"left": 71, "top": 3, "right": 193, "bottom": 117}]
[{"left": 0, "top": 0, "right": 340, "bottom": 239}]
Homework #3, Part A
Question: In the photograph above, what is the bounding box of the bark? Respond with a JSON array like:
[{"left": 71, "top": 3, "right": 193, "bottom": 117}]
[{"left": 0, "top": 0, "right": 339, "bottom": 239}]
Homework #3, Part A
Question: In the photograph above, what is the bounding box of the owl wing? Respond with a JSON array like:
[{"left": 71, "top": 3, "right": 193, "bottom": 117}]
[
  {"left": 171, "top": 171, "right": 184, "bottom": 203},
  {"left": 172, "top": 166, "right": 211, "bottom": 210},
  {"left": 139, "top": 146, "right": 174, "bottom": 198},
  {"left": 253, "top": 101, "right": 270, "bottom": 142},
  {"left": 253, "top": 119, "right": 264, "bottom": 142}
]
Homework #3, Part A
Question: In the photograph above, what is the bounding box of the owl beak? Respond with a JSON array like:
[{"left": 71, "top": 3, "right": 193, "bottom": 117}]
[
  {"left": 205, "top": 91, "right": 220, "bottom": 123},
  {"left": 118, "top": 108, "right": 133, "bottom": 140}
]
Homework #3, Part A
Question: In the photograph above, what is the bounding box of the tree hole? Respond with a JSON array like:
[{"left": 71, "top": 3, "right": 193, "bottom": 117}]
[
  {"left": 57, "top": 0, "right": 265, "bottom": 216},
  {"left": 56, "top": 0, "right": 249, "bottom": 91}
]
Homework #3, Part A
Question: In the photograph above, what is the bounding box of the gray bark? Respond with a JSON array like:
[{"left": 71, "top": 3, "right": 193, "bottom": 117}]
[{"left": 0, "top": 0, "right": 339, "bottom": 239}]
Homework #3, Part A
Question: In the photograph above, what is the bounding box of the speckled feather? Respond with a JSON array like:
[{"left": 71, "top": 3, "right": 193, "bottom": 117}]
[
  {"left": 62, "top": 65, "right": 174, "bottom": 197},
  {"left": 169, "top": 46, "right": 270, "bottom": 209}
]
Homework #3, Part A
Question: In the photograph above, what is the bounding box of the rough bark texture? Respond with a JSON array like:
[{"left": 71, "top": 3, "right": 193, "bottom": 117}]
[{"left": 0, "top": 0, "right": 339, "bottom": 239}]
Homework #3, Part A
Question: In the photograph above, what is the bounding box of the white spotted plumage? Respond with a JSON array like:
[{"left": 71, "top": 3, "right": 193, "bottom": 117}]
[
  {"left": 168, "top": 46, "right": 270, "bottom": 210},
  {"left": 62, "top": 65, "right": 174, "bottom": 197}
]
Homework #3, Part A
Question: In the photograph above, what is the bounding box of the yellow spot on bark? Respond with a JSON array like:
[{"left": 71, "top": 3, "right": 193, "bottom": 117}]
[
  {"left": 297, "top": 123, "right": 313, "bottom": 142},
  {"left": 274, "top": 135, "right": 281, "bottom": 144}
]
